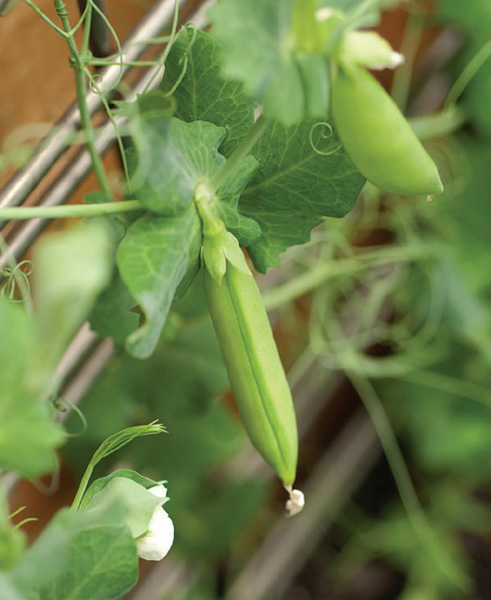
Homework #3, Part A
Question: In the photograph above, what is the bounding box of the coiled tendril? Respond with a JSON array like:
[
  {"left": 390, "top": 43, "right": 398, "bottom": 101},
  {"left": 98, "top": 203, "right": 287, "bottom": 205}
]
[{"left": 1, "top": 260, "right": 34, "bottom": 303}]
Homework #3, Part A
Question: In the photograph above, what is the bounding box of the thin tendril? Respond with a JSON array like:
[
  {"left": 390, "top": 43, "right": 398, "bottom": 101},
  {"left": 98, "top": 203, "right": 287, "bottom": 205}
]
[
  {"left": 163, "top": 55, "right": 189, "bottom": 96},
  {"left": 31, "top": 458, "right": 61, "bottom": 495},
  {"left": 143, "top": 0, "right": 181, "bottom": 93},
  {"left": 8, "top": 506, "right": 28, "bottom": 520},
  {"left": 0, "top": 260, "right": 34, "bottom": 304},
  {"left": 0, "top": 235, "right": 34, "bottom": 315},
  {"left": 22, "top": 0, "right": 68, "bottom": 37},
  {"left": 54, "top": 398, "right": 89, "bottom": 436},
  {"left": 445, "top": 37, "right": 491, "bottom": 109},
  {"left": 8, "top": 506, "right": 38, "bottom": 530},
  {"left": 14, "top": 517, "right": 38, "bottom": 529},
  {"left": 345, "top": 365, "right": 470, "bottom": 591},
  {"left": 88, "top": 0, "right": 124, "bottom": 88},
  {"left": 309, "top": 122, "right": 341, "bottom": 156}
]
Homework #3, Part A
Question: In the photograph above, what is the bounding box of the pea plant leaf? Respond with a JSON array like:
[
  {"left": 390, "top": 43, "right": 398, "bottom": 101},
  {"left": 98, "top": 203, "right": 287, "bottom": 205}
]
[
  {"left": 240, "top": 119, "right": 365, "bottom": 271},
  {"left": 89, "top": 272, "right": 140, "bottom": 346},
  {"left": 160, "top": 27, "right": 261, "bottom": 245},
  {"left": 160, "top": 26, "right": 255, "bottom": 157},
  {"left": 208, "top": 0, "right": 299, "bottom": 125},
  {"left": 215, "top": 155, "right": 262, "bottom": 246},
  {"left": 12, "top": 509, "right": 138, "bottom": 600},
  {"left": 0, "top": 222, "right": 112, "bottom": 478},
  {"left": 116, "top": 205, "right": 203, "bottom": 359},
  {"left": 32, "top": 220, "right": 113, "bottom": 380},
  {"left": 127, "top": 115, "right": 226, "bottom": 216},
  {"left": 208, "top": 0, "right": 332, "bottom": 125},
  {"left": 0, "top": 297, "right": 65, "bottom": 478},
  {"left": 0, "top": 386, "right": 64, "bottom": 479}
]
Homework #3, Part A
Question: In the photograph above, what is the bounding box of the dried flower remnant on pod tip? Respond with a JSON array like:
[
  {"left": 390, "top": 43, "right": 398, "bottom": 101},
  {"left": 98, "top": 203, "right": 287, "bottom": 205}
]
[{"left": 285, "top": 485, "right": 305, "bottom": 517}]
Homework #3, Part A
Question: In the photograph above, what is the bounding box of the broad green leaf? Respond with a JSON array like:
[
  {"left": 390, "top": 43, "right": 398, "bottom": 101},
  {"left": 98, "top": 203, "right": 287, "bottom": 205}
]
[
  {"left": 161, "top": 26, "right": 255, "bottom": 157},
  {"left": 32, "top": 221, "right": 113, "bottom": 379},
  {"left": 12, "top": 509, "right": 138, "bottom": 600},
  {"left": 127, "top": 115, "right": 227, "bottom": 215},
  {"left": 0, "top": 388, "right": 64, "bottom": 478},
  {"left": 215, "top": 155, "right": 262, "bottom": 246},
  {"left": 240, "top": 119, "right": 365, "bottom": 271},
  {"left": 0, "top": 297, "right": 65, "bottom": 478},
  {"left": 117, "top": 205, "right": 202, "bottom": 359},
  {"left": 89, "top": 271, "right": 140, "bottom": 346},
  {"left": 0, "top": 294, "right": 30, "bottom": 392}
]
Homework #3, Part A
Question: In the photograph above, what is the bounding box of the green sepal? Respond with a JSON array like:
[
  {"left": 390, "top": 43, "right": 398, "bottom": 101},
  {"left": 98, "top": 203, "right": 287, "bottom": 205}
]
[{"left": 202, "top": 230, "right": 249, "bottom": 285}]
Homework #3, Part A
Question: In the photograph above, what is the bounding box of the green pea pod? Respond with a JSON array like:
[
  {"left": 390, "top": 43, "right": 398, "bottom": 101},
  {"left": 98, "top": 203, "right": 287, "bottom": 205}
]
[
  {"left": 204, "top": 261, "right": 298, "bottom": 486},
  {"left": 331, "top": 64, "right": 444, "bottom": 196}
]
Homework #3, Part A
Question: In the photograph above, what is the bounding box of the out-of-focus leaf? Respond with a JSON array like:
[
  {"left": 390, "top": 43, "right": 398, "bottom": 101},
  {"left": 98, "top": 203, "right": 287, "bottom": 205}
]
[
  {"left": 0, "top": 297, "right": 65, "bottom": 478},
  {"left": 12, "top": 509, "right": 137, "bottom": 600},
  {"left": 32, "top": 220, "right": 113, "bottom": 378}
]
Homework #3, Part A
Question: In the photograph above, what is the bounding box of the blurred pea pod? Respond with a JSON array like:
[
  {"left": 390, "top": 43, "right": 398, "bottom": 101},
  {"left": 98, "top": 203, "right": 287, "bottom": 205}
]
[{"left": 331, "top": 63, "right": 444, "bottom": 196}]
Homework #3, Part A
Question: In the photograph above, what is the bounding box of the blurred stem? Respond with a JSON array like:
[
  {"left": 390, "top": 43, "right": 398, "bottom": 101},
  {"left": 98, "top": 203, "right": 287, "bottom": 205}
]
[
  {"left": 344, "top": 362, "right": 472, "bottom": 592},
  {"left": 391, "top": 9, "right": 425, "bottom": 111},
  {"left": 263, "top": 244, "right": 432, "bottom": 311},
  {"left": 398, "top": 368, "right": 491, "bottom": 410},
  {"left": 0, "top": 200, "right": 142, "bottom": 221},
  {"left": 445, "top": 37, "right": 491, "bottom": 109},
  {"left": 409, "top": 106, "right": 467, "bottom": 141}
]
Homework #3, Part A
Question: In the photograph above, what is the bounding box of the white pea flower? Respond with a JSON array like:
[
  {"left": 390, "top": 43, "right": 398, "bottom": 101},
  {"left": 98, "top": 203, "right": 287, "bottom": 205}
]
[{"left": 135, "top": 484, "right": 174, "bottom": 561}]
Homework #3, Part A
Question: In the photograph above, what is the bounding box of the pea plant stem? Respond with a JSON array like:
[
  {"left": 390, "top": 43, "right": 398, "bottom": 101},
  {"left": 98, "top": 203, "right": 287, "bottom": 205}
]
[
  {"left": 263, "top": 244, "right": 432, "bottom": 311},
  {"left": 390, "top": 10, "right": 425, "bottom": 111},
  {"left": 445, "top": 36, "right": 491, "bottom": 109},
  {"left": 0, "top": 200, "right": 143, "bottom": 221},
  {"left": 208, "top": 114, "right": 267, "bottom": 194},
  {"left": 409, "top": 106, "right": 467, "bottom": 141},
  {"left": 54, "top": 0, "right": 114, "bottom": 200},
  {"left": 345, "top": 366, "right": 471, "bottom": 592}
]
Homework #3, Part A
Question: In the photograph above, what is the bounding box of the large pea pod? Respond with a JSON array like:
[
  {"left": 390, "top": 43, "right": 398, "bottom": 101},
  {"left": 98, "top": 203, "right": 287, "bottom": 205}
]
[
  {"left": 204, "top": 262, "right": 298, "bottom": 487},
  {"left": 331, "top": 64, "right": 444, "bottom": 196}
]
